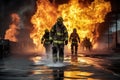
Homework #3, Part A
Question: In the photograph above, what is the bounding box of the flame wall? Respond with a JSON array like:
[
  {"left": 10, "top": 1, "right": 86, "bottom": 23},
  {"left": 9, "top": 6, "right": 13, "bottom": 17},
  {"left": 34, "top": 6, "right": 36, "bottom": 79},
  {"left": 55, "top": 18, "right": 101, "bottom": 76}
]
[{"left": 30, "top": 0, "right": 111, "bottom": 50}]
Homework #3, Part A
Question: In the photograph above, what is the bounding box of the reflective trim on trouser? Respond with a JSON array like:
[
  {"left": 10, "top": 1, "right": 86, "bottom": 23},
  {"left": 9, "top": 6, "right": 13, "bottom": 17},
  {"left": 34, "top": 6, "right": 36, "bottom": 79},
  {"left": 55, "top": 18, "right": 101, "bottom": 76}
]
[{"left": 59, "top": 57, "right": 64, "bottom": 62}]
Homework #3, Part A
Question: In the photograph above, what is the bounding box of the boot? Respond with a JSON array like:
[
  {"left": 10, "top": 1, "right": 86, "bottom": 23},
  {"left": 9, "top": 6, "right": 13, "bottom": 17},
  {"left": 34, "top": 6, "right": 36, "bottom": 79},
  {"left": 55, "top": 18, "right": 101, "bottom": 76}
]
[
  {"left": 53, "top": 55, "right": 58, "bottom": 63},
  {"left": 59, "top": 57, "right": 64, "bottom": 63}
]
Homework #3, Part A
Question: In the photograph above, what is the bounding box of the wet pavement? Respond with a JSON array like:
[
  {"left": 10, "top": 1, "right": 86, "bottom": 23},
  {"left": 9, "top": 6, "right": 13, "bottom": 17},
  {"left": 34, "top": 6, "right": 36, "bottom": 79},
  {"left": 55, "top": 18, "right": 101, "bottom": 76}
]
[{"left": 0, "top": 52, "right": 120, "bottom": 80}]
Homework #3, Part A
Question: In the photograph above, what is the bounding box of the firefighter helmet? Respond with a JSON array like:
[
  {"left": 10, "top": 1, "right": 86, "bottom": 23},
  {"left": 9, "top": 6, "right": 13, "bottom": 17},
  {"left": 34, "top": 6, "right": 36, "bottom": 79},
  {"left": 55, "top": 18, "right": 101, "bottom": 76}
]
[
  {"left": 45, "top": 29, "right": 49, "bottom": 33},
  {"left": 57, "top": 17, "right": 64, "bottom": 22},
  {"left": 73, "top": 28, "right": 77, "bottom": 33}
]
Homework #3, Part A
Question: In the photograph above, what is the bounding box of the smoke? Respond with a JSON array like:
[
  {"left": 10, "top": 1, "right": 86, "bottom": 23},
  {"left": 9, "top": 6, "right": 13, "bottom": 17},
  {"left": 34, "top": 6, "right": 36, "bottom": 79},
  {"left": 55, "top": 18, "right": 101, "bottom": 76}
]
[
  {"left": 0, "top": 0, "right": 36, "bottom": 35},
  {"left": 0, "top": 0, "right": 37, "bottom": 54},
  {"left": 14, "top": 0, "right": 36, "bottom": 54}
]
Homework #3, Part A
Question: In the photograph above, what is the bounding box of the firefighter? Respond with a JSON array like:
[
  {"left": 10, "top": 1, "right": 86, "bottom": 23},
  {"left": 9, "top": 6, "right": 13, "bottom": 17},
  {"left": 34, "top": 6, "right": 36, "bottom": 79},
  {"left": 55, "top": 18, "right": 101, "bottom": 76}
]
[
  {"left": 82, "top": 37, "right": 92, "bottom": 51},
  {"left": 50, "top": 17, "right": 68, "bottom": 63},
  {"left": 41, "top": 29, "right": 51, "bottom": 58},
  {"left": 69, "top": 28, "right": 80, "bottom": 56}
]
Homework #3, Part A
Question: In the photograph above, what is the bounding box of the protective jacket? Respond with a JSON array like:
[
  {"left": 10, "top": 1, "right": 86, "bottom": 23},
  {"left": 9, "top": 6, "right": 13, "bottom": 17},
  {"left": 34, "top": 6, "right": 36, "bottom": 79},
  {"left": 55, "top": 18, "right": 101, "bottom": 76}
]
[
  {"left": 41, "top": 32, "right": 51, "bottom": 46},
  {"left": 70, "top": 32, "right": 80, "bottom": 45},
  {"left": 50, "top": 23, "right": 68, "bottom": 45}
]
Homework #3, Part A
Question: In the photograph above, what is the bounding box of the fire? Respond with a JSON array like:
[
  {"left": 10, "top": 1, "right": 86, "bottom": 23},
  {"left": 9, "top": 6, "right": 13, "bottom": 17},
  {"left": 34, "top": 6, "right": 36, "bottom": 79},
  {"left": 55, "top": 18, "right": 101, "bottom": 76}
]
[
  {"left": 30, "top": 0, "right": 111, "bottom": 50},
  {"left": 30, "top": 56, "right": 42, "bottom": 63},
  {"left": 58, "top": 0, "right": 111, "bottom": 43},
  {"left": 5, "top": 13, "right": 20, "bottom": 42},
  {"left": 30, "top": 0, "right": 58, "bottom": 48}
]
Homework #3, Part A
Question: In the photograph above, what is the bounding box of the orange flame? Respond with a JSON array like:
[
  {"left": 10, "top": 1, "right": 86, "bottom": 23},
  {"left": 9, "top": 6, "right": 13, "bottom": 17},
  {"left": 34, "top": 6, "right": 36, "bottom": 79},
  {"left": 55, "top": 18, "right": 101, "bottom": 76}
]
[
  {"left": 30, "top": 0, "right": 111, "bottom": 50},
  {"left": 30, "top": 0, "right": 58, "bottom": 48},
  {"left": 5, "top": 13, "right": 20, "bottom": 42},
  {"left": 58, "top": 0, "right": 111, "bottom": 43}
]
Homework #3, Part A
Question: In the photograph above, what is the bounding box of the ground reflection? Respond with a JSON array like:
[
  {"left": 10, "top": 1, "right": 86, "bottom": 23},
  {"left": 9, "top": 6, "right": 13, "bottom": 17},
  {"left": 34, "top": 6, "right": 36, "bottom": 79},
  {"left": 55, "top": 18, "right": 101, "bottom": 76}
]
[
  {"left": 29, "top": 56, "right": 101, "bottom": 80},
  {"left": 64, "top": 71, "right": 94, "bottom": 79},
  {"left": 1, "top": 54, "right": 119, "bottom": 80},
  {"left": 53, "top": 68, "right": 64, "bottom": 80}
]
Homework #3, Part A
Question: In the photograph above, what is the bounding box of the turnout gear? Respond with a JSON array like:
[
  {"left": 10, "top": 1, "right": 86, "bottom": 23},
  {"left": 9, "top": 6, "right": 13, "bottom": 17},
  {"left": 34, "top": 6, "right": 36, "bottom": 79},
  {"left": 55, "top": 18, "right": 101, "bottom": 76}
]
[
  {"left": 41, "top": 29, "right": 51, "bottom": 58},
  {"left": 82, "top": 37, "right": 92, "bottom": 51},
  {"left": 50, "top": 17, "right": 68, "bottom": 63},
  {"left": 45, "top": 29, "right": 49, "bottom": 33},
  {"left": 69, "top": 28, "right": 80, "bottom": 56},
  {"left": 57, "top": 17, "right": 64, "bottom": 22}
]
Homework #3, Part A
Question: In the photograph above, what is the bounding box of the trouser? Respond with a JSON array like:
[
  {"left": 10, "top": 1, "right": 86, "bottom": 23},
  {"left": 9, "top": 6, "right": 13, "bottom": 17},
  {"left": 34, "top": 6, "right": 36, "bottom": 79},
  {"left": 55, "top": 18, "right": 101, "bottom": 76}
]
[
  {"left": 44, "top": 44, "right": 50, "bottom": 58},
  {"left": 71, "top": 44, "right": 78, "bottom": 62},
  {"left": 52, "top": 43, "right": 64, "bottom": 63},
  {"left": 71, "top": 44, "right": 78, "bottom": 55}
]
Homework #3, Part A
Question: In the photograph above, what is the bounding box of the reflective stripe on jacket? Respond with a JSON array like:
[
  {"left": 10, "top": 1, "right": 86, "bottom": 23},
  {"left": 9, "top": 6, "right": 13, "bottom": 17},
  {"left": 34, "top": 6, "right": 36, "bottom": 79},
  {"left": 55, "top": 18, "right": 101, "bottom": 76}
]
[{"left": 50, "top": 23, "right": 68, "bottom": 43}]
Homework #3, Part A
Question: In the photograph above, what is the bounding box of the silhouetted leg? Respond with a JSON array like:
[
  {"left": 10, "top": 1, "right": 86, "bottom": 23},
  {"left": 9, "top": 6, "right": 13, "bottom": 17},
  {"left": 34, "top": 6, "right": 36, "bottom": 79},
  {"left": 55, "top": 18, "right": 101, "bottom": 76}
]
[
  {"left": 74, "top": 45, "right": 78, "bottom": 62},
  {"left": 52, "top": 47, "right": 58, "bottom": 63},
  {"left": 59, "top": 47, "right": 64, "bottom": 63},
  {"left": 71, "top": 44, "right": 74, "bottom": 55},
  {"left": 45, "top": 45, "right": 50, "bottom": 58},
  {"left": 75, "top": 45, "right": 78, "bottom": 56},
  {"left": 71, "top": 45, "right": 75, "bottom": 62}
]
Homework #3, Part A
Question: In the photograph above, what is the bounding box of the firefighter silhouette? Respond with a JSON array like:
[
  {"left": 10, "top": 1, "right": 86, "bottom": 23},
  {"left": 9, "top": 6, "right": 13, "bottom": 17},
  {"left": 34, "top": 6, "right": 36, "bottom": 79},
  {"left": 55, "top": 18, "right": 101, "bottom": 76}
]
[
  {"left": 69, "top": 28, "right": 80, "bottom": 56},
  {"left": 82, "top": 37, "right": 92, "bottom": 51},
  {"left": 41, "top": 29, "right": 51, "bottom": 58},
  {"left": 50, "top": 17, "right": 68, "bottom": 63}
]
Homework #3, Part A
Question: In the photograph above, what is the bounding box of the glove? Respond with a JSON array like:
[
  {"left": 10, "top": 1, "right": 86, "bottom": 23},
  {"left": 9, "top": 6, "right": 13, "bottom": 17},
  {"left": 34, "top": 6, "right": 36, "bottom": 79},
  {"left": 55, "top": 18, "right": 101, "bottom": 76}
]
[
  {"left": 50, "top": 40, "right": 53, "bottom": 44},
  {"left": 65, "top": 40, "right": 68, "bottom": 45}
]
